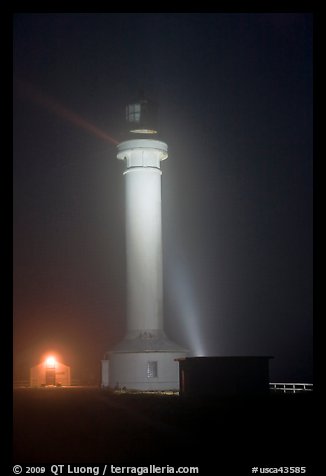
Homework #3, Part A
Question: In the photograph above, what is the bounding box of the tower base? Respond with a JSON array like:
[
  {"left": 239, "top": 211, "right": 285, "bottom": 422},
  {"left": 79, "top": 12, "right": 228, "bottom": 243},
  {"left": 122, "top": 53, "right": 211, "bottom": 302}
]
[{"left": 101, "top": 333, "right": 188, "bottom": 391}]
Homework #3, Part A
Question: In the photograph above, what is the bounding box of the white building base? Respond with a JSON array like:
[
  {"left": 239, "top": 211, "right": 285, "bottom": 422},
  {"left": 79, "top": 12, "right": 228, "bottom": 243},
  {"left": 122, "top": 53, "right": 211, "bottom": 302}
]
[{"left": 107, "top": 351, "right": 186, "bottom": 391}]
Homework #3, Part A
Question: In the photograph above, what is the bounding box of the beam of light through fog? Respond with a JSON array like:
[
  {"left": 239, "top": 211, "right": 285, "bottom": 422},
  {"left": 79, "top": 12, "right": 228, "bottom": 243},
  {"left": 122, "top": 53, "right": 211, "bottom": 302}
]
[
  {"left": 14, "top": 77, "right": 119, "bottom": 145},
  {"left": 166, "top": 257, "right": 206, "bottom": 356}
]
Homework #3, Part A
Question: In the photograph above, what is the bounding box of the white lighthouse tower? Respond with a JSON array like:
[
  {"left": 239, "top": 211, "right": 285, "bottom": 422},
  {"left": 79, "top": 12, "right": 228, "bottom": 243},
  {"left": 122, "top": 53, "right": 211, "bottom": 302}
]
[{"left": 101, "top": 96, "right": 187, "bottom": 390}]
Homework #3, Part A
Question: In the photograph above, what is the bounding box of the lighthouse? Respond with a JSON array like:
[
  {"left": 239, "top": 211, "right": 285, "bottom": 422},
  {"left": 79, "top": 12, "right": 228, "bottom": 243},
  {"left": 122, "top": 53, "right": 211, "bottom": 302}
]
[{"left": 101, "top": 96, "right": 187, "bottom": 390}]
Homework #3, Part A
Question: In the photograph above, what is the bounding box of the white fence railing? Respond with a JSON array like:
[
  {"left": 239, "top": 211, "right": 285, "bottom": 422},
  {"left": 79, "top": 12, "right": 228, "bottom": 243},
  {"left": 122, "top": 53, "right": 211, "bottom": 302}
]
[{"left": 270, "top": 383, "right": 313, "bottom": 393}]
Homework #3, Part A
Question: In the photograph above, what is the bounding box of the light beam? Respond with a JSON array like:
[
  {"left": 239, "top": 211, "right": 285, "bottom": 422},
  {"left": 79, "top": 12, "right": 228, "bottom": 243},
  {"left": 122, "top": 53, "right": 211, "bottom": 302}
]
[
  {"left": 14, "top": 77, "right": 119, "bottom": 145},
  {"left": 166, "top": 254, "right": 206, "bottom": 356}
]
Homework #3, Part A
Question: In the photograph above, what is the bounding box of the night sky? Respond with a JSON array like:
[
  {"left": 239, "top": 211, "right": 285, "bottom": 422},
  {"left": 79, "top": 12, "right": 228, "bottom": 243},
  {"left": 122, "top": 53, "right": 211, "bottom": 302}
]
[{"left": 13, "top": 13, "right": 313, "bottom": 384}]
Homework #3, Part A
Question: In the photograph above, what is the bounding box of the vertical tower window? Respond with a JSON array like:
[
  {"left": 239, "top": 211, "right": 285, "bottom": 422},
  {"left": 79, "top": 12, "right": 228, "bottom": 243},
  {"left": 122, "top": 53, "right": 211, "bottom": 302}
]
[
  {"left": 147, "top": 361, "right": 158, "bottom": 378},
  {"left": 126, "top": 104, "right": 141, "bottom": 123}
]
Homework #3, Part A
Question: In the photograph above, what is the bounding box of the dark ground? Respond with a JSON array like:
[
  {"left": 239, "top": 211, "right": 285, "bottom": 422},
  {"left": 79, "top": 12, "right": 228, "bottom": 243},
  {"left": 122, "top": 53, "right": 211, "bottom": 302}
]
[{"left": 13, "top": 388, "right": 313, "bottom": 474}]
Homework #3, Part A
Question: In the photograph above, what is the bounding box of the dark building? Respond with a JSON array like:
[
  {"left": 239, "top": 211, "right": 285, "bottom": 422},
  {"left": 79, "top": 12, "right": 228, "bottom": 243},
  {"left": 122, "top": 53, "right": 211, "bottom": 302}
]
[{"left": 176, "top": 356, "right": 272, "bottom": 398}]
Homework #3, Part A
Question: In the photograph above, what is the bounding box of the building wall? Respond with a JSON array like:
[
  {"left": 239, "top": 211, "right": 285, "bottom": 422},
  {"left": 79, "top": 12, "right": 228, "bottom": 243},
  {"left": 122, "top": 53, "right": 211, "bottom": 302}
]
[
  {"left": 178, "top": 357, "right": 271, "bottom": 398},
  {"left": 55, "top": 363, "right": 71, "bottom": 386},
  {"left": 30, "top": 364, "right": 46, "bottom": 387},
  {"left": 107, "top": 351, "right": 186, "bottom": 391},
  {"left": 101, "top": 359, "right": 110, "bottom": 388}
]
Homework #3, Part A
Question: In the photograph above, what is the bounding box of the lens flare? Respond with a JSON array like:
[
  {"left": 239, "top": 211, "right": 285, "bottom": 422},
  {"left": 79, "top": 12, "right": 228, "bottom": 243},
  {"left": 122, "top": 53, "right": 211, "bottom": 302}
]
[{"left": 14, "top": 77, "right": 119, "bottom": 145}]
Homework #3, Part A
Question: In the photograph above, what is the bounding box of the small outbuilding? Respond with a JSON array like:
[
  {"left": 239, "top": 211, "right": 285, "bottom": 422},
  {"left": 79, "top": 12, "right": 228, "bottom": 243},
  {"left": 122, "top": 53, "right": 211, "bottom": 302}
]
[
  {"left": 30, "top": 357, "right": 71, "bottom": 387},
  {"left": 176, "top": 356, "right": 272, "bottom": 398}
]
